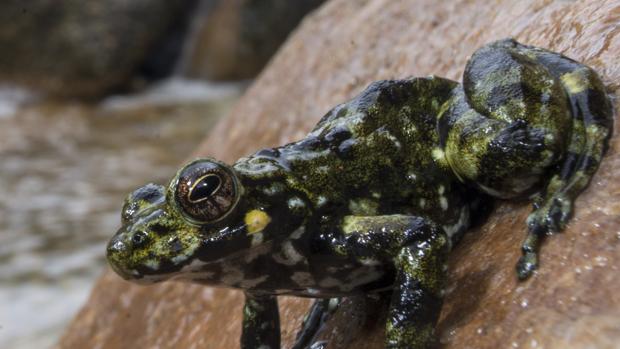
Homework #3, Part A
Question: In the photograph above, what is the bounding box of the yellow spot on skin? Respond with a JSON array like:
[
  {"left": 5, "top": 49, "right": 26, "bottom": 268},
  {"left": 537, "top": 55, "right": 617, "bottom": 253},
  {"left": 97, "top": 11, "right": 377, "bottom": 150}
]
[
  {"left": 561, "top": 70, "right": 588, "bottom": 94},
  {"left": 342, "top": 216, "right": 357, "bottom": 235},
  {"left": 245, "top": 210, "right": 271, "bottom": 234}
]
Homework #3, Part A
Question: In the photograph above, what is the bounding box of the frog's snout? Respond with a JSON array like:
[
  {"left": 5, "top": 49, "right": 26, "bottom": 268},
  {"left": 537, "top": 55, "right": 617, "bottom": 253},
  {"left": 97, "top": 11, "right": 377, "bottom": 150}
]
[{"left": 106, "top": 230, "right": 134, "bottom": 280}]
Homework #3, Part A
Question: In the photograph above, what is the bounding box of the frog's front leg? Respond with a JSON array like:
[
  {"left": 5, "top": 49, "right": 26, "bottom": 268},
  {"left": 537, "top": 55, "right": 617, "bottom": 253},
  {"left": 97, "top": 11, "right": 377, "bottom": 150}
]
[
  {"left": 291, "top": 298, "right": 335, "bottom": 349},
  {"left": 241, "top": 292, "right": 280, "bottom": 349},
  {"left": 327, "top": 215, "right": 448, "bottom": 349}
]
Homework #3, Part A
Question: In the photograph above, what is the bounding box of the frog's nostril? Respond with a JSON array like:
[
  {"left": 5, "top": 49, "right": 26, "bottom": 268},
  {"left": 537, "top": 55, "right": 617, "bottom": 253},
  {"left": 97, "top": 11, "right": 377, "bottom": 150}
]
[{"left": 107, "top": 235, "right": 126, "bottom": 256}]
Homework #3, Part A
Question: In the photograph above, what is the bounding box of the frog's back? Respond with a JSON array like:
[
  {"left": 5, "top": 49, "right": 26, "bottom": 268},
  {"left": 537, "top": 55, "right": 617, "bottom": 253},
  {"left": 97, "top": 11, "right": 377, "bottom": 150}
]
[{"left": 272, "top": 77, "right": 473, "bottom": 227}]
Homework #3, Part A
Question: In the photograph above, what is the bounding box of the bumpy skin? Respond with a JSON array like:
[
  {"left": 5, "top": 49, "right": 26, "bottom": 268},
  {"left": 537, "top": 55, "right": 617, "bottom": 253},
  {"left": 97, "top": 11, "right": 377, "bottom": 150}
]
[{"left": 106, "top": 39, "right": 613, "bottom": 349}]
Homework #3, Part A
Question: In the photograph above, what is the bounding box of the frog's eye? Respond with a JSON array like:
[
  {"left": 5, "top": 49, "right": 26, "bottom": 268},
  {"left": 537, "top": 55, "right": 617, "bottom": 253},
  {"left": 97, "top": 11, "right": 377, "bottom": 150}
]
[{"left": 172, "top": 159, "right": 240, "bottom": 223}]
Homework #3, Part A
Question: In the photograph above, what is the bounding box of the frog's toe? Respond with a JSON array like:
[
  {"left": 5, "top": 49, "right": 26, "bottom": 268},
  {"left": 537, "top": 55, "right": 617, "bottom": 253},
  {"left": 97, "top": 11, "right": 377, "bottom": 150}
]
[
  {"left": 516, "top": 252, "right": 538, "bottom": 280},
  {"left": 526, "top": 211, "right": 549, "bottom": 237},
  {"left": 546, "top": 196, "right": 573, "bottom": 232},
  {"left": 308, "top": 340, "right": 328, "bottom": 349},
  {"left": 528, "top": 195, "right": 573, "bottom": 234}
]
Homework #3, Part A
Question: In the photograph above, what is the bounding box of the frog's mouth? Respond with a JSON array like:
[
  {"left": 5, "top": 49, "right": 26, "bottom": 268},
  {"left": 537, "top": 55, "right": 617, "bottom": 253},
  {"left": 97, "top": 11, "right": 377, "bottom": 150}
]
[{"left": 106, "top": 231, "right": 188, "bottom": 284}]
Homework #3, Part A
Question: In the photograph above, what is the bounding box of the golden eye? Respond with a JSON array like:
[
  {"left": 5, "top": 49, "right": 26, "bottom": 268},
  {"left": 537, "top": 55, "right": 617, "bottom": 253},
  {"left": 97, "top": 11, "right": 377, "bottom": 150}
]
[{"left": 172, "top": 159, "right": 240, "bottom": 223}]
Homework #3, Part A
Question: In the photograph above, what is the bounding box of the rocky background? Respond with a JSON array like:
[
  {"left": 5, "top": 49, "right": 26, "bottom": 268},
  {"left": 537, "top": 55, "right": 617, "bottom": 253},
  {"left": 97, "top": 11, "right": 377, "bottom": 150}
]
[
  {"left": 0, "top": 0, "right": 324, "bottom": 97},
  {"left": 30, "top": 0, "right": 620, "bottom": 348}
]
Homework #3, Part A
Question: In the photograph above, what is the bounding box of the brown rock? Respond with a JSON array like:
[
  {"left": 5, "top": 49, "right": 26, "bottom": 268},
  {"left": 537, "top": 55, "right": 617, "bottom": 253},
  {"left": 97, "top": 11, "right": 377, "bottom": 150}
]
[{"left": 58, "top": 0, "right": 620, "bottom": 348}]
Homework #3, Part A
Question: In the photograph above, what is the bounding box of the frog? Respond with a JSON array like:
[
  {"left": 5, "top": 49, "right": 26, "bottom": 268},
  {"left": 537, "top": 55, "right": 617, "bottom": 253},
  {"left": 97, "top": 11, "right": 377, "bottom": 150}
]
[{"left": 106, "top": 38, "right": 613, "bottom": 349}]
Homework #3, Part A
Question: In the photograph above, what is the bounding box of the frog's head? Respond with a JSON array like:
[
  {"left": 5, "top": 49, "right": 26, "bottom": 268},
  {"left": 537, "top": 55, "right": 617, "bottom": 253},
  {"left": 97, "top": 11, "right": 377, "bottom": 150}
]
[{"left": 106, "top": 158, "right": 263, "bottom": 284}]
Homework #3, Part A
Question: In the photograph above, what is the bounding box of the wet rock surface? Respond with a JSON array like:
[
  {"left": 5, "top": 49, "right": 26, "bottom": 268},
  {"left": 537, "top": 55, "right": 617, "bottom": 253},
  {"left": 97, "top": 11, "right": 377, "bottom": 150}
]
[
  {"left": 58, "top": 0, "right": 620, "bottom": 348},
  {"left": 0, "top": 1, "right": 192, "bottom": 97}
]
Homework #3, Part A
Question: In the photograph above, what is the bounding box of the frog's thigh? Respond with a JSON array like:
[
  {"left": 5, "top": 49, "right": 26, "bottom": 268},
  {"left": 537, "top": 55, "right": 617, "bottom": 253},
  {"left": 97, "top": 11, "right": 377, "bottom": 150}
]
[
  {"left": 340, "top": 215, "right": 448, "bottom": 349},
  {"left": 241, "top": 293, "right": 280, "bottom": 349}
]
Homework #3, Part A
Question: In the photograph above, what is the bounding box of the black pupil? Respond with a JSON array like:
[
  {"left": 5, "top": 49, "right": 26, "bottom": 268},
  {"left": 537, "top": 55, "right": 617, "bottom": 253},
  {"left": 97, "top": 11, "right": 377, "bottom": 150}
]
[{"left": 189, "top": 175, "right": 221, "bottom": 202}]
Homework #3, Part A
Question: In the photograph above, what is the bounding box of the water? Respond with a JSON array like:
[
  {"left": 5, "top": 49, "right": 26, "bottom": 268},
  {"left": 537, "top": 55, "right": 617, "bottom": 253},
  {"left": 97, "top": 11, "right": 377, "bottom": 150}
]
[{"left": 0, "top": 79, "right": 241, "bottom": 348}]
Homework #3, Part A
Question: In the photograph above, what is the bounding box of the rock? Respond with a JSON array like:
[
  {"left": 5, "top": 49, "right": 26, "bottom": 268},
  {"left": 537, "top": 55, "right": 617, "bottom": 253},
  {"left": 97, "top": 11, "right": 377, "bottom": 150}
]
[
  {"left": 57, "top": 0, "right": 620, "bottom": 348},
  {"left": 180, "top": 0, "right": 325, "bottom": 80},
  {"left": 0, "top": 0, "right": 192, "bottom": 97}
]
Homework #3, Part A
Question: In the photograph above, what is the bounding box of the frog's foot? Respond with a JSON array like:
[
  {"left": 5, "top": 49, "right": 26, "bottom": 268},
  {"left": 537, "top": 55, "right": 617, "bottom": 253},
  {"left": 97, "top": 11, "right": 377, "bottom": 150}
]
[
  {"left": 291, "top": 298, "right": 339, "bottom": 349},
  {"left": 512, "top": 40, "right": 614, "bottom": 280}
]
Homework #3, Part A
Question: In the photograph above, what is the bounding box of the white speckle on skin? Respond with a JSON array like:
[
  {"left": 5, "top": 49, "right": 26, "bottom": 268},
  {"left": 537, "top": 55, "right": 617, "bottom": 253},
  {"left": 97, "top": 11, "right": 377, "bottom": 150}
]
[
  {"left": 263, "top": 182, "right": 285, "bottom": 196},
  {"left": 443, "top": 206, "right": 470, "bottom": 249},
  {"left": 283, "top": 240, "right": 304, "bottom": 262},
  {"left": 290, "top": 226, "right": 305, "bottom": 239},
  {"left": 244, "top": 243, "right": 272, "bottom": 263},
  {"left": 477, "top": 183, "right": 504, "bottom": 198},
  {"left": 171, "top": 254, "right": 189, "bottom": 264},
  {"left": 287, "top": 197, "right": 306, "bottom": 211},
  {"left": 307, "top": 288, "right": 321, "bottom": 295},
  {"left": 439, "top": 197, "right": 448, "bottom": 210},
  {"left": 438, "top": 185, "right": 445, "bottom": 195},
  {"left": 326, "top": 266, "right": 341, "bottom": 273},
  {"left": 419, "top": 198, "right": 426, "bottom": 209},
  {"left": 291, "top": 272, "right": 315, "bottom": 287},
  {"left": 239, "top": 275, "right": 268, "bottom": 288},
  {"left": 316, "top": 195, "right": 328, "bottom": 207},
  {"left": 380, "top": 129, "right": 402, "bottom": 149},
  {"left": 250, "top": 232, "right": 264, "bottom": 247},
  {"left": 319, "top": 277, "right": 343, "bottom": 288},
  {"left": 179, "top": 258, "right": 207, "bottom": 273},
  {"left": 144, "top": 259, "right": 160, "bottom": 269},
  {"left": 221, "top": 264, "right": 245, "bottom": 286},
  {"left": 315, "top": 165, "right": 330, "bottom": 173},
  {"left": 273, "top": 240, "right": 305, "bottom": 265},
  {"left": 359, "top": 258, "right": 381, "bottom": 266},
  {"left": 344, "top": 267, "right": 383, "bottom": 290}
]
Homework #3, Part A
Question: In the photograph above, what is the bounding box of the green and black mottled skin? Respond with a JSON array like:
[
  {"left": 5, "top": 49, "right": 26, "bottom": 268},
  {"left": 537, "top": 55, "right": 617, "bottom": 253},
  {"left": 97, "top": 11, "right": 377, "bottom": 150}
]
[{"left": 106, "top": 39, "right": 613, "bottom": 349}]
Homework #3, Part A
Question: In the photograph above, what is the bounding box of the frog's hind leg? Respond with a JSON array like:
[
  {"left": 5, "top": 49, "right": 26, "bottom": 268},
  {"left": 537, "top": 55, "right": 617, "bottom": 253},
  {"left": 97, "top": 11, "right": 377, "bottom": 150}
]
[
  {"left": 513, "top": 41, "right": 614, "bottom": 279},
  {"left": 440, "top": 38, "right": 613, "bottom": 280}
]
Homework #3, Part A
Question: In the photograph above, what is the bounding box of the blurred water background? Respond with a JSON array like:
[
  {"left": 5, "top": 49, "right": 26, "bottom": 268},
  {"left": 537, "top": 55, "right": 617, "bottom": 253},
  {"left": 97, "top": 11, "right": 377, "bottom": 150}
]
[{"left": 0, "top": 1, "right": 324, "bottom": 348}]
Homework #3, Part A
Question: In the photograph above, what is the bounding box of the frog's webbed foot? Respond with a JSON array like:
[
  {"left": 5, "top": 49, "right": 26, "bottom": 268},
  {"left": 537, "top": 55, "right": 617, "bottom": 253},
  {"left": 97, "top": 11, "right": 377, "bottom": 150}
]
[{"left": 291, "top": 298, "right": 339, "bottom": 349}]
